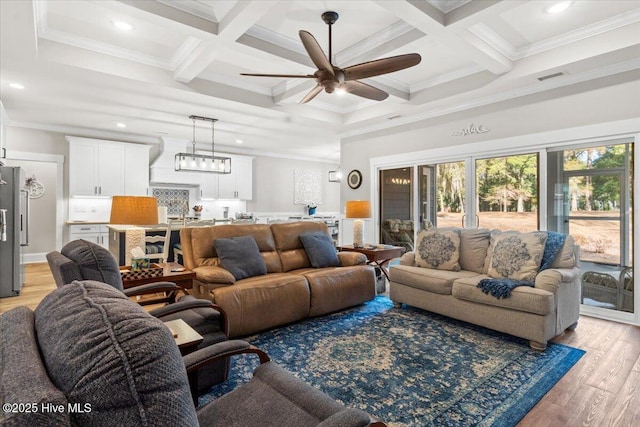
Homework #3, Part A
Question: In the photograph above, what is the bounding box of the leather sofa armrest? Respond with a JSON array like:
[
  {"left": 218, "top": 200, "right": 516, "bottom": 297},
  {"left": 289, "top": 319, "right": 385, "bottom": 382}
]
[
  {"left": 338, "top": 252, "right": 367, "bottom": 266},
  {"left": 535, "top": 267, "right": 580, "bottom": 294},
  {"left": 193, "top": 266, "right": 236, "bottom": 285},
  {"left": 399, "top": 252, "right": 415, "bottom": 266}
]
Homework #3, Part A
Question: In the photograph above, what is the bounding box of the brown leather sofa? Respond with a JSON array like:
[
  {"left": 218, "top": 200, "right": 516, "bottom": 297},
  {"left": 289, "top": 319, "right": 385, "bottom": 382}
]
[{"left": 180, "top": 221, "right": 376, "bottom": 337}]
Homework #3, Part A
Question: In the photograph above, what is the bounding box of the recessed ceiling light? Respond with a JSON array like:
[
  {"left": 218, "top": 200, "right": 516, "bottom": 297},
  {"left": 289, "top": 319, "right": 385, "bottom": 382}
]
[
  {"left": 544, "top": 1, "right": 572, "bottom": 14},
  {"left": 9, "top": 83, "right": 25, "bottom": 89},
  {"left": 112, "top": 20, "right": 133, "bottom": 31},
  {"left": 115, "top": 123, "right": 127, "bottom": 128},
  {"left": 235, "top": 139, "right": 243, "bottom": 144}
]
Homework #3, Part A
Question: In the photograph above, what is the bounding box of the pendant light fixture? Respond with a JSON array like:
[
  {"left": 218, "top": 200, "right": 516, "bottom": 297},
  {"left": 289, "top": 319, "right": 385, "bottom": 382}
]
[{"left": 175, "top": 115, "right": 231, "bottom": 174}]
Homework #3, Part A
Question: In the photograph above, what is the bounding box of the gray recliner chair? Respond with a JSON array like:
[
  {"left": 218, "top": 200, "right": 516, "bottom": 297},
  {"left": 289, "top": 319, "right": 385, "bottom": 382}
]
[
  {"left": 0, "top": 280, "right": 378, "bottom": 427},
  {"left": 46, "top": 239, "right": 228, "bottom": 394}
]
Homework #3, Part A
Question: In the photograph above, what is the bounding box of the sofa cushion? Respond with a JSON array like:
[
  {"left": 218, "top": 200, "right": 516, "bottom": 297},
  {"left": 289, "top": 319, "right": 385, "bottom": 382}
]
[
  {"left": 459, "top": 228, "right": 491, "bottom": 273},
  {"left": 389, "top": 264, "right": 478, "bottom": 295},
  {"left": 452, "top": 276, "right": 554, "bottom": 316},
  {"left": 293, "top": 266, "right": 376, "bottom": 316},
  {"left": 188, "top": 225, "right": 282, "bottom": 273},
  {"left": 487, "top": 231, "right": 547, "bottom": 281},
  {"left": 299, "top": 232, "right": 340, "bottom": 268},
  {"left": 271, "top": 221, "right": 330, "bottom": 272},
  {"left": 211, "top": 273, "right": 310, "bottom": 337},
  {"left": 34, "top": 280, "right": 197, "bottom": 426},
  {"left": 550, "top": 234, "right": 576, "bottom": 269},
  {"left": 214, "top": 236, "right": 267, "bottom": 280},
  {"left": 414, "top": 229, "right": 461, "bottom": 271}
]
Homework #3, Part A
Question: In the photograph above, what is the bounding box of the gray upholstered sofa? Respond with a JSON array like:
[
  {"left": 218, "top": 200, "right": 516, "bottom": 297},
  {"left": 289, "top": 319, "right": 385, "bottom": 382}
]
[
  {"left": 0, "top": 280, "right": 379, "bottom": 427},
  {"left": 180, "top": 221, "right": 376, "bottom": 337},
  {"left": 389, "top": 228, "right": 581, "bottom": 350}
]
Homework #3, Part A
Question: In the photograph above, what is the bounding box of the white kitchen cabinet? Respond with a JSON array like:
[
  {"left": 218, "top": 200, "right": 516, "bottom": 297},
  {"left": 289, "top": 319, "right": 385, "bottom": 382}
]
[
  {"left": 124, "top": 144, "right": 150, "bottom": 196},
  {"left": 69, "top": 224, "right": 109, "bottom": 249},
  {"left": 68, "top": 138, "right": 125, "bottom": 197},
  {"left": 218, "top": 154, "right": 253, "bottom": 200},
  {"left": 199, "top": 173, "right": 219, "bottom": 199}
]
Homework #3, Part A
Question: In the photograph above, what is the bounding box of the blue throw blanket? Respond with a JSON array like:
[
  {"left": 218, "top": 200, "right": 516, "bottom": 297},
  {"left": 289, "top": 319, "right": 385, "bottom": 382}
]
[{"left": 477, "top": 232, "right": 567, "bottom": 299}]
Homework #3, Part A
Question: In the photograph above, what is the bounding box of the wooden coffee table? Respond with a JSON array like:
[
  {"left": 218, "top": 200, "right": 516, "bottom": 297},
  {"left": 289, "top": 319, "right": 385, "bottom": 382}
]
[
  {"left": 120, "top": 262, "right": 195, "bottom": 290},
  {"left": 120, "top": 262, "right": 195, "bottom": 306}
]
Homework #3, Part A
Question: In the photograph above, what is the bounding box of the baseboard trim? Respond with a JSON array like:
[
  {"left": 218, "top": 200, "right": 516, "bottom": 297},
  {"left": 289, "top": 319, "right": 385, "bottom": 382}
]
[{"left": 24, "top": 253, "right": 47, "bottom": 264}]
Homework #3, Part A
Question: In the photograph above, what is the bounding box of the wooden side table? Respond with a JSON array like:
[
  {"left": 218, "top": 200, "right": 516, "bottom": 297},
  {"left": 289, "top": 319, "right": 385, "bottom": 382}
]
[
  {"left": 164, "top": 318, "right": 204, "bottom": 355},
  {"left": 337, "top": 245, "right": 405, "bottom": 292}
]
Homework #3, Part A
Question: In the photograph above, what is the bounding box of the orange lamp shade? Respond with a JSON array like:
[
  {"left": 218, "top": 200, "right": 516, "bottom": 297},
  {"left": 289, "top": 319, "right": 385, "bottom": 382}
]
[
  {"left": 345, "top": 200, "right": 371, "bottom": 219},
  {"left": 109, "top": 196, "right": 159, "bottom": 225}
]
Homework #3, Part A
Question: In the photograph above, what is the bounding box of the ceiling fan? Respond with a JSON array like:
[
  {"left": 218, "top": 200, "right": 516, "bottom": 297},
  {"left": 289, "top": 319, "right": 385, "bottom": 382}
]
[{"left": 241, "top": 11, "right": 421, "bottom": 104}]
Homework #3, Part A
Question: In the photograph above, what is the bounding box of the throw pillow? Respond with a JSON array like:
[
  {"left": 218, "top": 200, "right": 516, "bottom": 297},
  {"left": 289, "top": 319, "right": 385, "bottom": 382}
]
[
  {"left": 214, "top": 236, "right": 267, "bottom": 280},
  {"left": 414, "top": 229, "right": 461, "bottom": 271},
  {"left": 299, "top": 232, "right": 340, "bottom": 268},
  {"left": 488, "top": 231, "right": 547, "bottom": 281}
]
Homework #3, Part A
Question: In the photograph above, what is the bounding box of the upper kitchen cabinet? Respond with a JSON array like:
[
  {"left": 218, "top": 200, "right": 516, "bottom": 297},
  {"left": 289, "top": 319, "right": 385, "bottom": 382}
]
[
  {"left": 199, "top": 173, "right": 219, "bottom": 199},
  {"left": 124, "top": 144, "right": 150, "bottom": 196},
  {"left": 217, "top": 154, "right": 253, "bottom": 200},
  {"left": 67, "top": 137, "right": 149, "bottom": 197}
]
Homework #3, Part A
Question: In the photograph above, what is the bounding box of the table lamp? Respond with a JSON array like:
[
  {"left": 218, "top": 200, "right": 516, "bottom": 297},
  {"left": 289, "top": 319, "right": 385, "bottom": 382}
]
[
  {"left": 110, "top": 196, "right": 159, "bottom": 266},
  {"left": 345, "top": 200, "right": 371, "bottom": 248}
]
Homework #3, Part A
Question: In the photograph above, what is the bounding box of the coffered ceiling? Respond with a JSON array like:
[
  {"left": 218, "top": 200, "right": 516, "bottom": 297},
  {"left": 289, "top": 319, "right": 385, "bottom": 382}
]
[{"left": 1, "top": 0, "right": 639, "bottom": 162}]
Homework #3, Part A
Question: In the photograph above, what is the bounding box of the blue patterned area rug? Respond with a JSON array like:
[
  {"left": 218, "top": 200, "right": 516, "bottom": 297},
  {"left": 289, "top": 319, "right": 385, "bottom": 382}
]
[{"left": 200, "top": 297, "right": 584, "bottom": 426}]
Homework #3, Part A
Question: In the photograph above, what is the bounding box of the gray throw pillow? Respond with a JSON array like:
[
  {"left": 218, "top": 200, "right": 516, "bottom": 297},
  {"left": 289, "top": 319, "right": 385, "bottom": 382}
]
[
  {"left": 299, "top": 232, "right": 340, "bottom": 268},
  {"left": 214, "top": 235, "right": 267, "bottom": 280}
]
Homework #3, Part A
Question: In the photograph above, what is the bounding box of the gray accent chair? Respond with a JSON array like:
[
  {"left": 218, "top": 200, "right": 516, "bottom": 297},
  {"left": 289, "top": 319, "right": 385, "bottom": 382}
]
[
  {"left": 0, "top": 281, "right": 377, "bottom": 427},
  {"left": 46, "top": 238, "right": 229, "bottom": 394}
]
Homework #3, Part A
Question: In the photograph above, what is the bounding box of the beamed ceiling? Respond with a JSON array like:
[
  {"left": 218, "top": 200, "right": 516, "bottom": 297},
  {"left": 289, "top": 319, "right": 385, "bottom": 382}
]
[{"left": 1, "top": 0, "right": 639, "bottom": 162}]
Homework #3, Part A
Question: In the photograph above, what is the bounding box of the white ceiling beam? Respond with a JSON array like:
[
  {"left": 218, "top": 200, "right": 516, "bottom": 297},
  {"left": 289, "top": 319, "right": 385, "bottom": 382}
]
[
  {"left": 375, "top": 0, "right": 513, "bottom": 75},
  {"left": 173, "top": 1, "right": 279, "bottom": 83}
]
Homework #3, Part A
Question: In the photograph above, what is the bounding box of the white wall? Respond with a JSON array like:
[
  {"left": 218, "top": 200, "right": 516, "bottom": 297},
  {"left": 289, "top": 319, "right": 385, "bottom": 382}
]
[{"left": 247, "top": 156, "right": 341, "bottom": 217}]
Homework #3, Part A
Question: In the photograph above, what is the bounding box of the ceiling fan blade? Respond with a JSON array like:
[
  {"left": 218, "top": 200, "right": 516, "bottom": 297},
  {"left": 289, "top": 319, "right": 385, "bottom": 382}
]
[
  {"left": 343, "top": 81, "right": 388, "bottom": 101},
  {"left": 240, "top": 73, "right": 315, "bottom": 78},
  {"left": 343, "top": 53, "right": 421, "bottom": 81},
  {"left": 299, "top": 30, "right": 334, "bottom": 76},
  {"left": 300, "top": 85, "right": 323, "bottom": 104}
]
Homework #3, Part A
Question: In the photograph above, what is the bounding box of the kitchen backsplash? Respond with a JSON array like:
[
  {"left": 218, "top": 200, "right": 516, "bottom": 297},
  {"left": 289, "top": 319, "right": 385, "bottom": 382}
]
[{"left": 153, "top": 188, "right": 189, "bottom": 216}]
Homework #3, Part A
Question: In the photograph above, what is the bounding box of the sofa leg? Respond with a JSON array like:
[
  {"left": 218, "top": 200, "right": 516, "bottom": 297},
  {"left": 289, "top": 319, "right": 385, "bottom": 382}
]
[
  {"left": 392, "top": 301, "right": 402, "bottom": 308},
  {"left": 567, "top": 321, "right": 578, "bottom": 331},
  {"left": 529, "top": 340, "right": 547, "bottom": 351}
]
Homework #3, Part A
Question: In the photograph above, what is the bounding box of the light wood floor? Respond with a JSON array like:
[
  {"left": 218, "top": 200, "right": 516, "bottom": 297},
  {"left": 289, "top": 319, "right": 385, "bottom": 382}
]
[{"left": 2, "top": 263, "right": 638, "bottom": 426}]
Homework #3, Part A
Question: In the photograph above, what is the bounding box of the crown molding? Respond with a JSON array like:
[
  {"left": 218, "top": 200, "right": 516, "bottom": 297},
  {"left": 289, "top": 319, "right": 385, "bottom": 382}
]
[
  {"left": 470, "top": 8, "right": 640, "bottom": 61},
  {"left": 245, "top": 25, "right": 307, "bottom": 57},
  {"left": 9, "top": 121, "right": 161, "bottom": 144},
  {"left": 339, "top": 56, "right": 640, "bottom": 139},
  {"left": 156, "top": 0, "right": 219, "bottom": 23}
]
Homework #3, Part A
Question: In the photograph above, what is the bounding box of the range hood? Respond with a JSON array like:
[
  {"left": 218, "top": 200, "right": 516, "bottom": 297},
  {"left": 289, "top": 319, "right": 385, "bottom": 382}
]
[{"left": 149, "top": 138, "right": 201, "bottom": 186}]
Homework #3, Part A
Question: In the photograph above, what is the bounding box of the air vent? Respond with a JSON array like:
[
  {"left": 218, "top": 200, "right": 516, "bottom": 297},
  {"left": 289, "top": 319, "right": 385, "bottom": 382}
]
[
  {"left": 387, "top": 115, "right": 401, "bottom": 120},
  {"left": 538, "top": 71, "right": 566, "bottom": 82}
]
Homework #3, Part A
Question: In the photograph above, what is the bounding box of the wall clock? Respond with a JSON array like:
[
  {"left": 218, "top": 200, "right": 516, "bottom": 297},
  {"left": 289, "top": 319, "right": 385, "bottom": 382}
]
[{"left": 347, "top": 170, "right": 362, "bottom": 189}]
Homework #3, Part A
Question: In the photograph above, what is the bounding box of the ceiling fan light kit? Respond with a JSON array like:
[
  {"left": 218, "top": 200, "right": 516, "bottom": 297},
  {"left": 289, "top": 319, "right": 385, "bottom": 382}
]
[{"left": 241, "top": 11, "right": 421, "bottom": 104}]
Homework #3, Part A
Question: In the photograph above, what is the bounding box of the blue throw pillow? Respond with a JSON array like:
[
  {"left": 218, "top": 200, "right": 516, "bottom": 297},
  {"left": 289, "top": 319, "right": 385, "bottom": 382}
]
[
  {"left": 300, "top": 232, "right": 340, "bottom": 268},
  {"left": 214, "top": 236, "right": 267, "bottom": 280}
]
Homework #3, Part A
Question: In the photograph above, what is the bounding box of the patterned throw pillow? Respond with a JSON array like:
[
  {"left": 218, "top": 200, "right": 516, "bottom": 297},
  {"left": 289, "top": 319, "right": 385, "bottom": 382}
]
[
  {"left": 488, "top": 231, "right": 547, "bottom": 281},
  {"left": 414, "top": 229, "right": 461, "bottom": 271}
]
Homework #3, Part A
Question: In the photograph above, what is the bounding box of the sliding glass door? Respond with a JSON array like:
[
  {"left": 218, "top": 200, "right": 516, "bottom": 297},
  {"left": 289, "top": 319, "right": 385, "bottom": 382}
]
[
  {"left": 549, "top": 142, "right": 634, "bottom": 313},
  {"left": 379, "top": 167, "right": 415, "bottom": 251}
]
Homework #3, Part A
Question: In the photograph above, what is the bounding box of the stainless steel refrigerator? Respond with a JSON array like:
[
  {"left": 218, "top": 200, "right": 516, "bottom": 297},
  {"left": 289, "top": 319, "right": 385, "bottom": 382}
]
[{"left": 0, "top": 166, "right": 29, "bottom": 297}]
